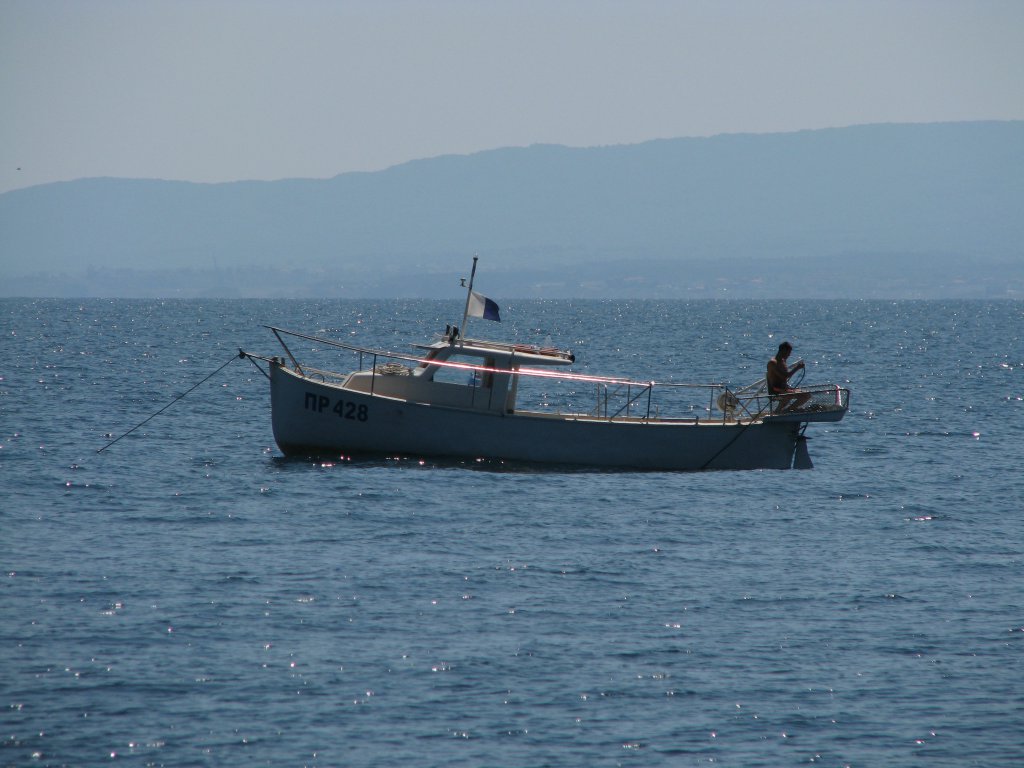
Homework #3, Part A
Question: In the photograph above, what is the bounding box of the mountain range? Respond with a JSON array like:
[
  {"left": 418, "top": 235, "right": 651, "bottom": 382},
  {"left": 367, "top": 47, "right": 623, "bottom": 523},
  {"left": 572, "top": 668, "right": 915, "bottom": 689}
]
[{"left": 2, "top": 121, "right": 1021, "bottom": 298}]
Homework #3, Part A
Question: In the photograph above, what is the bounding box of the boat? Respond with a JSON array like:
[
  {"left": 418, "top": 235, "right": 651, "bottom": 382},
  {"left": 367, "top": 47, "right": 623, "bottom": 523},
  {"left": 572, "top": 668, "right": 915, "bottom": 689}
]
[{"left": 240, "top": 260, "right": 849, "bottom": 470}]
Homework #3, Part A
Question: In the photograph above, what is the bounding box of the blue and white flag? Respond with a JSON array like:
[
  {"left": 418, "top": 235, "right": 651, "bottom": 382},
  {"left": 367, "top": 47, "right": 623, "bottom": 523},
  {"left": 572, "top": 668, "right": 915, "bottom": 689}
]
[{"left": 467, "top": 290, "right": 501, "bottom": 322}]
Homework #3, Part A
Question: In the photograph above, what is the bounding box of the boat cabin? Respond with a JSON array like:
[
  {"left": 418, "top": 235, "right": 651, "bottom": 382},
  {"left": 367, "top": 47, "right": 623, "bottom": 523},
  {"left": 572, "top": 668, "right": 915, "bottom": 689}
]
[{"left": 341, "top": 336, "right": 574, "bottom": 414}]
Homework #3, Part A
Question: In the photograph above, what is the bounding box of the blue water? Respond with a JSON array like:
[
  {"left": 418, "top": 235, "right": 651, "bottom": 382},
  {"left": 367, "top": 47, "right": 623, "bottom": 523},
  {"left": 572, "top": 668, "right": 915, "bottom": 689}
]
[{"left": 2, "top": 298, "right": 1022, "bottom": 767}]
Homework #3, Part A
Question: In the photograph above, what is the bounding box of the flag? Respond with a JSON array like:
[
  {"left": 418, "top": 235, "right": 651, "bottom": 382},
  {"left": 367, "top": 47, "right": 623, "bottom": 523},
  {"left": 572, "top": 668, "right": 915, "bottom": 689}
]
[{"left": 467, "top": 290, "right": 501, "bottom": 322}]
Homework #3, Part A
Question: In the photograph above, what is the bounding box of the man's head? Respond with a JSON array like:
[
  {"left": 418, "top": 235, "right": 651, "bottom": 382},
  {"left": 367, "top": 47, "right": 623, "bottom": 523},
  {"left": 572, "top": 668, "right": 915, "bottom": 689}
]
[{"left": 777, "top": 341, "right": 793, "bottom": 358}]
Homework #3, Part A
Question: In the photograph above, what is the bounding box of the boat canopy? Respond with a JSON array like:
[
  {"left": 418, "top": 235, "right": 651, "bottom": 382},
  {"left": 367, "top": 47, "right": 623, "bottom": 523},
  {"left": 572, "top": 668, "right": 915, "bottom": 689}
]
[{"left": 413, "top": 337, "right": 576, "bottom": 368}]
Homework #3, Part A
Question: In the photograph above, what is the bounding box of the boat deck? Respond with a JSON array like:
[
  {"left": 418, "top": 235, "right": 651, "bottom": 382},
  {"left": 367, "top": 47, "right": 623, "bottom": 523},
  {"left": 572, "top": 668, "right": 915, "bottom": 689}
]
[{"left": 247, "top": 325, "right": 849, "bottom": 427}]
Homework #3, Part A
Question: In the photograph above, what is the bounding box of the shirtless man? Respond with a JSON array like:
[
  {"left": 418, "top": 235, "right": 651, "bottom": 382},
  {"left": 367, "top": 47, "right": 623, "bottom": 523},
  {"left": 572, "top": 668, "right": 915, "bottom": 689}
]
[{"left": 767, "top": 341, "right": 811, "bottom": 413}]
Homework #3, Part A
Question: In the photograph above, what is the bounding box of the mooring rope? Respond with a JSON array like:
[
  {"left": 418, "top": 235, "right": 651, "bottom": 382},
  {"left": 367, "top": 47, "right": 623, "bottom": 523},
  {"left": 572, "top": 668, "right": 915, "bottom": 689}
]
[
  {"left": 96, "top": 353, "right": 240, "bottom": 453},
  {"left": 698, "top": 417, "right": 760, "bottom": 471}
]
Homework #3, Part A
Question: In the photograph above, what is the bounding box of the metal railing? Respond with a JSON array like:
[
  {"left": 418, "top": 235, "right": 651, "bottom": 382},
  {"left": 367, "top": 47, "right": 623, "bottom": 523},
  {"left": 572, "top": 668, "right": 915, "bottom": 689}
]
[
  {"left": 722, "top": 379, "right": 851, "bottom": 420},
  {"left": 263, "top": 326, "right": 848, "bottom": 424}
]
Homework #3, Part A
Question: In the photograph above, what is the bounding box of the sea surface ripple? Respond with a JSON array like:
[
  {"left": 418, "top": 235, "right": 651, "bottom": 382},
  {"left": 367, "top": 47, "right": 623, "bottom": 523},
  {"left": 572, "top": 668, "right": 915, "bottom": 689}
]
[{"left": 1, "top": 298, "right": 1022, "bottom": 766}]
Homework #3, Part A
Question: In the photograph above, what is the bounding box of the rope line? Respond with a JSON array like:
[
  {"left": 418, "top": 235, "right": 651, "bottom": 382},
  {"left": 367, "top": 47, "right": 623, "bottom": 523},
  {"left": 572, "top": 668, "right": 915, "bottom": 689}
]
[
  {"left": 240, "top": 350, "right": 270, "bottom": 380},
  {"left": 699, "top": 418, "right": 760, "bottom": 471},
  {"left": 96, "top": 353, "right": 239, "bottom": 453}
]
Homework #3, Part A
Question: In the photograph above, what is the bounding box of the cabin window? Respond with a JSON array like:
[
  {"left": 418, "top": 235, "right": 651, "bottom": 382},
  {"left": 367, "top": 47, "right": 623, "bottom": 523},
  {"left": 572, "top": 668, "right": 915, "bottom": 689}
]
[{"left": 431, "top": 355, "right": 489, "bottom": 387}]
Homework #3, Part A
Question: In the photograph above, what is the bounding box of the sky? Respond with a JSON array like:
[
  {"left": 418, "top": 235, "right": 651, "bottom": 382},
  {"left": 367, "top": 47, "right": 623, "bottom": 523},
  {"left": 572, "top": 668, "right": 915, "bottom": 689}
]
[{"left": 2, "top": 0, "right": 1022, "bottom": 195}]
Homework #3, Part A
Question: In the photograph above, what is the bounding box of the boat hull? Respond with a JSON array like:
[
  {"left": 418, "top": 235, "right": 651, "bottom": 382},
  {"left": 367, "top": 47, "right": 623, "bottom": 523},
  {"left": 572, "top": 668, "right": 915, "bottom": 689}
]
[{"left": 270, "top": 363, "right": 807, "bottom": 471}]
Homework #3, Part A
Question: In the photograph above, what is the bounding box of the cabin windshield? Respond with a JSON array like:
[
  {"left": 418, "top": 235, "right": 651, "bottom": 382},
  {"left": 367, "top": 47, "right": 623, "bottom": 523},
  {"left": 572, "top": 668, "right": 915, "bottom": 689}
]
[{"left": 430, "top": 354, "right": 496, "bottom": 387}]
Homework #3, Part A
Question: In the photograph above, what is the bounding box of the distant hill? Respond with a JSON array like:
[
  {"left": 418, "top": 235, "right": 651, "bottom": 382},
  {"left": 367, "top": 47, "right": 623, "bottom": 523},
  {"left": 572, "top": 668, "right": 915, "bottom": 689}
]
[{"left": 1, "top": 121, "right": 1022, "bottom": 297}]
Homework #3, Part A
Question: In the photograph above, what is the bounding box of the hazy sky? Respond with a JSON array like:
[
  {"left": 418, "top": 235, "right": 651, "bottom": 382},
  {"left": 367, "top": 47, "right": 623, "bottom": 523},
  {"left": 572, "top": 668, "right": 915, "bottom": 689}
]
[{"left": 2, "top": 0, "right": 1022, "bottom": 194}]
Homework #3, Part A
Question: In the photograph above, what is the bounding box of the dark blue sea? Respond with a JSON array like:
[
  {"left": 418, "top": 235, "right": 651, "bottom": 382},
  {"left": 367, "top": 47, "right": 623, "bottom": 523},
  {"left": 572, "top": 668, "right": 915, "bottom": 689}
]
[{"left": 2, "top": 298, "right": 1022, "bottom": 767}]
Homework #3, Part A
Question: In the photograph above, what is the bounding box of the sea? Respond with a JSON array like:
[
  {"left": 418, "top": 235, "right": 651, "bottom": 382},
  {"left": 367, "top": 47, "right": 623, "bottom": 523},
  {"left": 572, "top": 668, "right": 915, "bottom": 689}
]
[{"left": 1, "top": 298, "right": 1022, "bottom": 767}]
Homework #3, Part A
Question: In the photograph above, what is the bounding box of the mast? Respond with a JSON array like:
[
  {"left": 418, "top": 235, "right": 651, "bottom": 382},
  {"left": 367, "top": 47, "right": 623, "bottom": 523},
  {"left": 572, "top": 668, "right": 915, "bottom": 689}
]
[{"left": 459, "top": 254, "right": 478, "bottom": 343}]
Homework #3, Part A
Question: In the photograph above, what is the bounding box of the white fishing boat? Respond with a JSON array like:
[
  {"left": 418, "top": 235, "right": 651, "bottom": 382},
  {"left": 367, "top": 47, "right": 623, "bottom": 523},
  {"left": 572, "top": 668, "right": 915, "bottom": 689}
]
[{"left": 241, "top": 260, "right": 849, "bottom": 470}]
